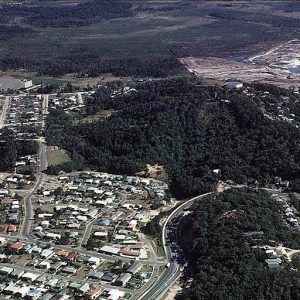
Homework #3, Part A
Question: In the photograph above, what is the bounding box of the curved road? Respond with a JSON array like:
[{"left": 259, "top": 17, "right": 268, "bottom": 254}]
[
  {"left": 139, "top": 187, "right": 280, "bottom": 300},
  {"left": 139, "top": 193, "right": 211, "bottom": 300}
]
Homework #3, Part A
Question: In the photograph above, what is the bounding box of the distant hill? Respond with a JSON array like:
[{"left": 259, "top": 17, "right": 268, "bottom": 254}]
[{"left": 0, "top": 1, "right": 299, "bottom": 78}]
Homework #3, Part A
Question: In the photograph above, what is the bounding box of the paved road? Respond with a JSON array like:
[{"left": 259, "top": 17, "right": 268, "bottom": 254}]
[
  {"left": 80, "top": 213, "right": 102, "bottom": 246},
  {"left": 0, "top": 96, "right": 9, "bottom": 129},
  {"left": 139, "top": 187, "right": 280, "bottom": 299},
  {"left": 20, "top": 142, "right": 47, "bottom": 238},
  {"left": 20, "top": 94, "right": 49, "bottom": 238},
  {"left": 139, "top": 193, "right": 212, "bottom": 300},
  {"left": 42, "top": 94, "right": 49, "bottom": 117}
]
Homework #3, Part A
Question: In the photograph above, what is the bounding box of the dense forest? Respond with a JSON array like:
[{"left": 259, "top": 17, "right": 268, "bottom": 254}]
[
  {"left": 45, "top": 77, "right": 300, "bottom": 198},
  {"left": 0, "top": 25, "right": 35, "bottom": 40},
  {"left": 0, "top": 1, "right": 184, "bottom": 78},
  {"left": 0, "top": 57, "right": 183, "bottom": 78},
  {"left": 0, "top": 2, "right": 134, "bottom": 28},
  {"left": 210, "top": 9, "right": 300, "bottom": 30},
  {"left": 177, "top": 188, "right": 300, "bottom": 300}
]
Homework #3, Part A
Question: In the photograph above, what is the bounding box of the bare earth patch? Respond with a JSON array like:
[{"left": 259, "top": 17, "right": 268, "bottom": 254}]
[
  {"left": 180, "top": 40, "right": 300, "bottom": 88},
  {"left": 136, "top": 164, "right": 168, "bottom": 181},
  {"left": 163, "top": 281, "right": 183, "bottom": 300}
]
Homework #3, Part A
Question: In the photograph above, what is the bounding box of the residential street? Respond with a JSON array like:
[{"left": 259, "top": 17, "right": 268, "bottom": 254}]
[
  {"left": 0, "top": 96, "right": 9, "bottom": 129},
  {"left": 139, "top": 193, "right": 211, "bottom": 300},
  {"left": 20, "top": 94, "right": 49, "bottom": 238}
]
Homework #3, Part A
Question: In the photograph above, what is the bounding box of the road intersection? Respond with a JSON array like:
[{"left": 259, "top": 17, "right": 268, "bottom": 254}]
[{"left": 0, "top": 91, "right": 214, "bottom": 299}]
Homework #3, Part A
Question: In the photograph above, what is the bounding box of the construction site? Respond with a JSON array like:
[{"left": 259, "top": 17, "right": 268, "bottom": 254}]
[{"left": 180, "top": 39, "right": 300, "bottom": 88}]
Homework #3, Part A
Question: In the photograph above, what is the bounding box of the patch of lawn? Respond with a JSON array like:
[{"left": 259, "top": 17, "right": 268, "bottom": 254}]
[
  {"left": 47, "top": 146, "right": 71, "bottom": 166},
  {"left": 32, "top": 77, "right": 66, "bottom": 86}
]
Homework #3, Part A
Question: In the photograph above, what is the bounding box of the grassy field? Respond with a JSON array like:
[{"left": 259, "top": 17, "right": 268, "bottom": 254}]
[
  {"left": 0, "top": 71, "right": 67, "bottom": 86},
  {"left": 72, "top": 110, "right": 116, "bottom": 125},
  {"left": 47, "top": 146, "right": 71, "bottom": 166},
  {"left": 32, "top": 76, "right": 67, "bottom": 86}
]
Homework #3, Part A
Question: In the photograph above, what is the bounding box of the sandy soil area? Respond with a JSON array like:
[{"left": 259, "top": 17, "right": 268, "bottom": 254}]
[
  {"left": 136, "top": 164, "right": 168, "bottom": 181},
  {"left": 180, "top": 40, "right": 300, "bottom": 88},
  {"left": 163, "top": 281, "right": 183, "bottom": 300}
]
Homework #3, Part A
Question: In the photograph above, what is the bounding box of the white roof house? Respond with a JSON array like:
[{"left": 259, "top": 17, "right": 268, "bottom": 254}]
[
  {"left": 77, "top": 215, "right": 88, "bottom": 222},
  {"left": 105, "top": 288, "right": 125, "bottom": 300},
  {"left": 0, "top": 266, "right": 13, "bottom": 275},
  {"left": 39, "top": 261, "right": 51, "bottom": 269},
  {"left": 4, "top": 285, "right": 30, "bottom": 297},
  {"left": 117, "top": 273, "right": 132, "bottom": 286},
  {"left": 94, "top": 232, "right": 108, "bottom": 238},
  {"left": 46, "top": 232, "right": 61, "bottom": 240},
  {"left": 0, "top": 237, "right": 7, "bottom": 245},
  {"left": 100, "top": 246, "right": 120, "bottom": 255},
  {"left": 115, "top": 234, "right": 126, "bottom": 241},
  {"left": 41, "top": 220, "right": 50, "bottom": 228},
  {"left": 22, "top": 272, "right": 40, "bottom": 282},
  {"left": 40, "top": 249, "right": 54, "bottom": 259},
  {"left": 88, "top": 257, "right": 101, "bottom": 266}
]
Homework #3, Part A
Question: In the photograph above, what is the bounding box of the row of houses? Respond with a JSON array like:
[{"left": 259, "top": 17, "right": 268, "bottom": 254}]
[
  {"left": 272, "top": 193, "right": 300, "bottom": 231},
  {"left": 0, "top": 237, "right": 139, "bottom": 298},
  {"left": 6, "top": 95, "right": 43, "bottom": 125}
]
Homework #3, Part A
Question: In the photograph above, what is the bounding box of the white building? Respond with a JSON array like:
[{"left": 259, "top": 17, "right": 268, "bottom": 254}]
[{"left": 225, "top": 81, "right": 243, "bottom": 90}]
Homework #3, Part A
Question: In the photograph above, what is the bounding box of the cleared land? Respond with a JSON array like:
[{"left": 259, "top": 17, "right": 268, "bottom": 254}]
[
  {"left": 72, "top": 110, "right": 116, "bottom": 125},
  {"left": 180, "top": 40, "right": 300, "bottom": 88},
  {"left": 46, "top": 146, "right": 71, "bottom": 166}
]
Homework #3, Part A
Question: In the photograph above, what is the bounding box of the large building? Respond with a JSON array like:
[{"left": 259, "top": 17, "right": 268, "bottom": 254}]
[{"left": 0, "top": 77, "right": 32, "bottom": 91}]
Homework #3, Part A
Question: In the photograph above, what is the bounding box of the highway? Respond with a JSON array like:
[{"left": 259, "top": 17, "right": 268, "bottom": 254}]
[
  {"left": 139, "top": 187, "right": 279, "bottom": 299},
  {"left": 139, "top": 193, "right": 211, "bottom": 300}
]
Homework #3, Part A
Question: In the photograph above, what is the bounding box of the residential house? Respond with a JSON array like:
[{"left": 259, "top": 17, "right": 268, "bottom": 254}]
[
  {"left": 85, "top": 287, "right": 102, "bottom": 300},
  {"left": 117, "top": 273, "right": 132, "bottom": 286}
]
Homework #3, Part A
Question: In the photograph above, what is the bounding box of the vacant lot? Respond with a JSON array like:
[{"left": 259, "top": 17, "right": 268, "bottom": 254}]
[
  {"left": 47, "top": 146, "right": 71, "bottom": 166},
  {"left": 72, "top": 110, "right": 116, "bottom": 125}
]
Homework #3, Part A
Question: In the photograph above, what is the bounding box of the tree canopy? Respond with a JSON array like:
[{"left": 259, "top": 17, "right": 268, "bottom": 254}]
[
  {"left": 177, "top": 188, "right": 300, "bottom": 300},
  {"left": 45, "top": 77, "right": 300, "bottom": 198}
]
